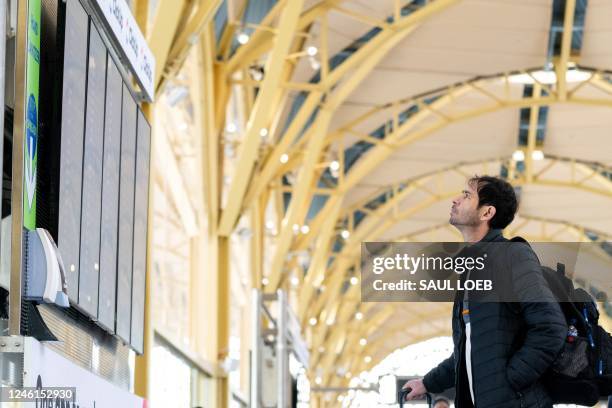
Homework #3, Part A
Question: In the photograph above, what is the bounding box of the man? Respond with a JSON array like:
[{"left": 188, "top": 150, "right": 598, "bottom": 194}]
[
  {"left": 402, "top": 176, "right": 566, "bottom": 407},
  {"left": 433, "top": 397, "right": 451, "bottom": 408}
]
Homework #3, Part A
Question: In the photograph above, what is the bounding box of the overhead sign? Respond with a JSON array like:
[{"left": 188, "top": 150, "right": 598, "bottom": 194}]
[
  {"left": 92, "top": 0, "right": 155, "bottom": 101},
  {"left": 24, "top": 0, "right": 41, "bottom": 230},
  {"left": 22, "top": 337, "right": 145, "bottom": 407}
]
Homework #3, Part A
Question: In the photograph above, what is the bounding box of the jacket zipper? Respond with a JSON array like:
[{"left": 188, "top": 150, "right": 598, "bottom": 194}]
[{"left": 516, "top": 391, "right": 526, "bottom": 408}]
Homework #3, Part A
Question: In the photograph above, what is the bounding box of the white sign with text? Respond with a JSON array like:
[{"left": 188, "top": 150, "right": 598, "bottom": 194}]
[{"left": 93, "top": 0, "right": 155, "bottom": 101}]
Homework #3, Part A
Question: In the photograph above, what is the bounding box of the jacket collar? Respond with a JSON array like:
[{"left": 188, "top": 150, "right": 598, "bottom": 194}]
[{"left": 481, "top": 228, "right": 504, "bottom": 243}]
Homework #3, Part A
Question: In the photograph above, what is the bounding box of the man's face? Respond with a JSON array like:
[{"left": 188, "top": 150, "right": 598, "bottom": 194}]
[{"left": 449, "top": 182, "right": 481, "bottom": 227}]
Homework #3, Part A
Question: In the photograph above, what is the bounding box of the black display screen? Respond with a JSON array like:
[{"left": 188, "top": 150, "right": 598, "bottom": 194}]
[
  {"left": 78, "top": 24, "right": 106, "bottom": 317},
  {"left": 57, "top": 0, "right": 88, "bottom": 302},
  {"left": 115, "top": 84, "right": 137, "bottom": 343},
  {"left": 98, "top": 56, "right": 123, "bottom": 332}
]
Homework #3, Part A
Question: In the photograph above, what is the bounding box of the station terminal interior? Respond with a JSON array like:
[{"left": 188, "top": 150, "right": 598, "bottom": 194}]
[{"left": 0, "top": 0, "right": 611, "bottom": 406}]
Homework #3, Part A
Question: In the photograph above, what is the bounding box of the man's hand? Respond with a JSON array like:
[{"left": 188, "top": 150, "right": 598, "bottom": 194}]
[{"left": 402, "top": 378, "right": 427, "bottom": 400}]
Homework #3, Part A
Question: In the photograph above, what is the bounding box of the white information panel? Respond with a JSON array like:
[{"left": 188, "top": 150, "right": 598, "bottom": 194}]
[
  {"left": 93, "top": 0, "right": 155, "bottom": 101},
  {"left": 22, "top": 337, "right": 144, "bottom": 407}
]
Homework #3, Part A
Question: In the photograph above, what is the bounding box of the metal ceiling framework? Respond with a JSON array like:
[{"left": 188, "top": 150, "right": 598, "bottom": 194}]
[
  {"left": 291, "top": 69, "right": 612, "bottom": 325},
  {"left": 136, "top": 0, "right": 612, "bottom": 405}
]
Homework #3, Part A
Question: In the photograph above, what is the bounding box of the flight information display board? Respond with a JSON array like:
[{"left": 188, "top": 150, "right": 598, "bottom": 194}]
[
  {"left": 57, "top": 0, "right": 88, "bottom": 301},
  {"left": 54, "top": 0, "right": 152, "bottom": 352},
  {"left": 78, "top": 24, "right": 106, "bottom": 317},
  {"left": 98, "top": 56, "right": 123, "bottom": 333},
  {"left": 116, "top": 84, "right": 137, "bottom": 343}
]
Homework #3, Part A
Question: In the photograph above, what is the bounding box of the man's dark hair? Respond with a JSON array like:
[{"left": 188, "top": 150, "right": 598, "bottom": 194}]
[{"left": 468, "top": 175, "right": 518, "bottom": 229}]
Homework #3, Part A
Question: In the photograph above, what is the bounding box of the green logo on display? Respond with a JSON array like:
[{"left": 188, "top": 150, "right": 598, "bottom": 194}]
[{"left": 24, "top": 0, "right": 41, "bottom": 230}]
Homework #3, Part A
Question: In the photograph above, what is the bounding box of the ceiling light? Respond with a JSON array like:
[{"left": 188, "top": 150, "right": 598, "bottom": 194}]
[
  {"left": 508, "top": 68, "right": 591, "bottom": 85},
  {"left": 237, "top": 31, "right": 250, "bottom": 45},
  {"left": 512, "top": 150, "right": 525, "bottom": 161},
  {"left": 329, "top": 160, "right": 340, "bottom": 172},
  {"left": 309, "top": 56, "right": 321, "bottom": 71},
  {"left": 300, "top": 225, "right": 310, "bottom": 234},
  {"left": 315, "top": 376, "right": 322, "bottom": 385},
  {"left": 291, "top": 276, "right": 300, "bottom": 286},
  {"left": 566, "top": 68, "right": 592, "bottom": 83},
  {"left": 265, "top": 220, "right": 275, "bottom": 230},
  {"left": 307, "top": 46, "right": 318, "bottom": 56},
  {"left": 532, "top": 150, "right": 545, "bottom": 161},
  {"left": 259, "top": 128, "right": 269, "bottom": 137},
  {"left": 359, "top": 338, "right": 367, "bottom": 346},
  {"left": 350, "top": 276, "right": 358, "bottom": 285},
  {"left": 309, "top": 317, "right": 318, "bottom": 326},
  {"left": 355, "top": 312, "right": 363, "bottom": 320},
  {"left": 341, "top": 230, "right": 350, "bottom": 239},
  {"left": 280, "top": 153, "right": 289, "bottom": 163},
  {"left": 262, "top": 277, "right": 269, "bottom": 286},
  {"left": 292, "top": 224, "right": 300, "bottom": 233},
  {"left": 226, "top": 122, "right": 237, "bottom": 133},
  {"left": 508, "top": 71, "right": 556, "bottom": 85},
  {"left": 364, "top": 356, "right": 372, "bottom": 363}
]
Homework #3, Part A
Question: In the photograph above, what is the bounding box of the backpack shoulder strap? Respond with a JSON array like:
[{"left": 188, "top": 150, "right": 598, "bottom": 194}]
[{"left": 510, "top": 236, "right": 528, "bottom": 244}]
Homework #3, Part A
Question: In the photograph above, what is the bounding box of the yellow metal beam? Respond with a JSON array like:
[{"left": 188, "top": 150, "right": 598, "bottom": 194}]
[
  {"left": 319, "top": 305, "right": 394, "bottom": 377},
  {"left": 162, "top": 0, "right": 224, "bottom": 86},
  {"left": 200, "top": 26, "right": 221, "bottom": 228},
  {"left": 218, "top": 0, "right": 306, "bottom": 236},
  {"left": 224, "top": 0, "right": 347, "bottom": 73},
  {"left": 251, "top": 193, "right": 266, "bottom": 289},
  {"left": 525, "top": 83, "right": 541, "bottom": 183},
  {"left": 267, "top": 109, "right": 334, "bottom": 289},
  {"left": 133, "top": 0, "right": 150, "bottom": 36},
  {"left": 556, "top": 0, "right": 577, "bottom": 101},
  {"left": 148, "top": 0, "right": 189, "bottom": 90}
]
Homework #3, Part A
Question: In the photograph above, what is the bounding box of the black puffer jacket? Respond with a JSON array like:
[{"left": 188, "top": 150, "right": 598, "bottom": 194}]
[{"left": 423, "top": 229, "right": 566, "bottom": 408}]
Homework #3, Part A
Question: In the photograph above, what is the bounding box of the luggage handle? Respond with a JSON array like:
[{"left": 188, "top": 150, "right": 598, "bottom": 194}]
[{"left": 398, "top": 387, "right": 433, "bottom": 407}]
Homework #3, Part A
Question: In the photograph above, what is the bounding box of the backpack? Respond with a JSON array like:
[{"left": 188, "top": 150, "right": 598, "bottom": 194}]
[{"left": 511, "top": 237, "right": 612, "bottom": 405}]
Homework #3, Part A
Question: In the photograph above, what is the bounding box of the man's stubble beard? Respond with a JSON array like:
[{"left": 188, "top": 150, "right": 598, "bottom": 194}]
[{"left": 449, "top": 211, "right": 480, "bottom": 228}]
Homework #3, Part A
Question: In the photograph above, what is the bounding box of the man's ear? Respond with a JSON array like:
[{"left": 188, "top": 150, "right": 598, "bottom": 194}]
[{"left": 481, "top": 205, "right": 496, "bottom": 222}]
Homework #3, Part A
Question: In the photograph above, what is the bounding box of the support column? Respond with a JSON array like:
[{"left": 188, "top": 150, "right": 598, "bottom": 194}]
[{"left": 204, "top": 233, "right": 230, "bottom": 408}]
